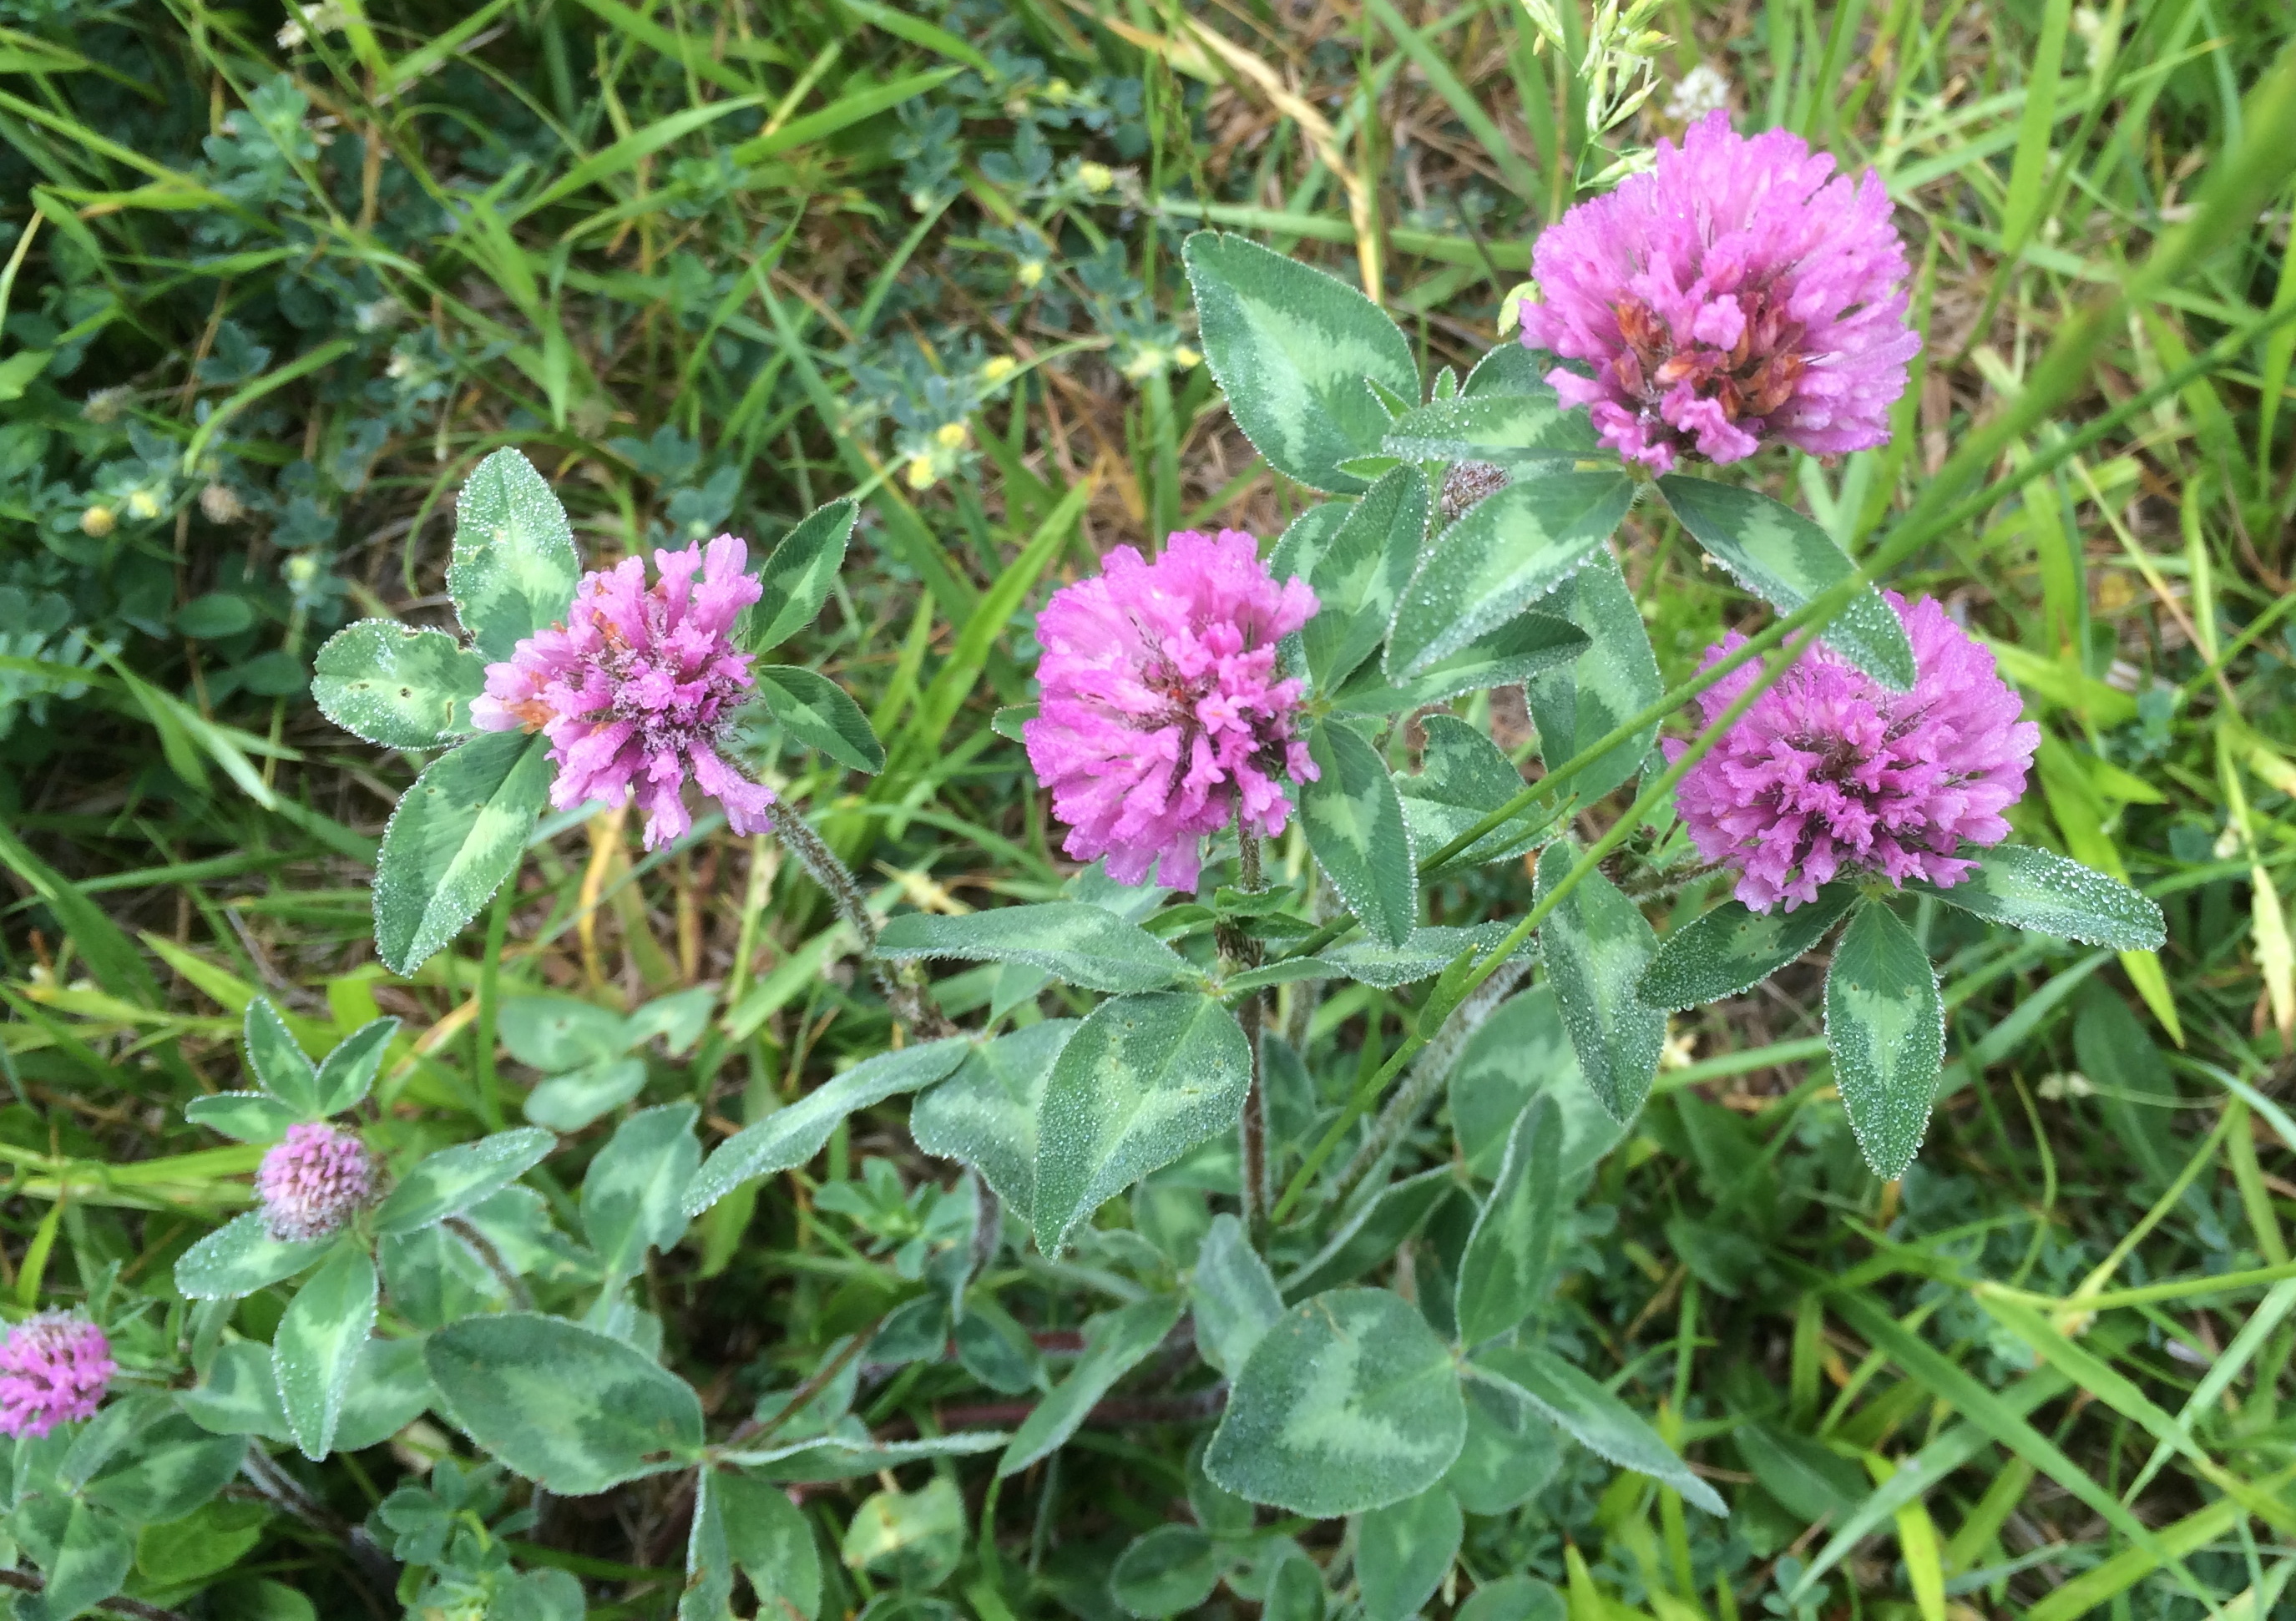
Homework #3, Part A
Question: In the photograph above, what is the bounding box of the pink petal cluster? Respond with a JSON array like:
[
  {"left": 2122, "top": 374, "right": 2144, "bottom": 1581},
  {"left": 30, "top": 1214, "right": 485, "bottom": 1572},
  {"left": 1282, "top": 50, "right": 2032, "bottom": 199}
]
[
  {"left": 1670, "top": 594, "right": 2039, "bottom": 911},
  {"left": 0, "top": 1313, "right": 114, "bottom": 1437},
  {"left": 1519, "top": 110, "right": 1919, "bottom": 472},
  {"left": 473, "top": 535, "right": 776, "bottom": 849},
  {"left": 1024, "top": 529, "right": 1319, "bottom": 889},
  {"left": 257, "top": 1122, "right": 378, "bottom": 1241}
]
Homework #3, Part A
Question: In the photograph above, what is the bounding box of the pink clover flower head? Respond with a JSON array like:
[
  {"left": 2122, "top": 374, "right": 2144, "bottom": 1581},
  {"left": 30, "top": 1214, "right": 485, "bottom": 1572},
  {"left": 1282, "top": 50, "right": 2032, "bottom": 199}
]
[
  {"left": 472, "top": 534, "right": 776, "bottom": 850},
  {"left": 0, "top": 1312, "right": 114, "bottom": 1438},
  {"left": 1669, "top": 593, "right": 2040, "bottom": 911},
  {"left": 1519, "top": 110, "right": 1919, "bottom": 472},
  {"left": 1024, "top": 528, "right": 1319, "bottom": 890},
  {"left": 256, "top": 1121, "right": 379, "bottom": 1242}
]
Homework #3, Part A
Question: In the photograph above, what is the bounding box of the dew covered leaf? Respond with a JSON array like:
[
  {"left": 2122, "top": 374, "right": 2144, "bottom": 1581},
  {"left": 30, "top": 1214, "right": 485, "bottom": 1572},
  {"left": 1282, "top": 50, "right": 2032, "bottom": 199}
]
[
  {"left": 910, "top": 1020, "right": 1077, "bottom": 1223},
  {"left": 311, "top": 619, "right": 488, "bottom": 750},
  {"left": 1394, "top": 715, "right": 1552, "bottom": 866},
  {"left": 1300, "top": 718, "right": 1418, "bottom": 949},
  {"left": 1205, "top": 1286, "right": 1466, "bottom": 1516},
  {"left": 1654, "top": 474, "right": 1914, "bottom": 691},
  {"left": 446, "top": 447, "right": 582, "bottom": 661},
  {"left": 1183, "top": 232, "right": 1419, "bottom": 494},
  {"left": 1525, "top": 547, "right": 1662, "bottom": 804},
  {"left": 1907, "top": 843, "right": 2165, "bottom": 948},
  {"left": 1472, "top": 1345, "right": 1723, "bottom": 1515},
  {"left": 1824, "top": 901, "right": 1945, "bottom": 1179},
  {"left": 1535, "top": 840, "right": 1666, "bottom": 1124},
  {"left": 1032, "top": 994, "right": 1252, "bottom": 1255},
  {"left": 1637, "top": 887, "right": 1856, "bottom": 1011},
  {"left": 372, "top": 730, "right": 554, "bottom": 976},
  {"left": 1386, "top": 472, "right": 1633, "bottom": 675},
  {"left": 686, "top": 1038, "right": 971, "bottom": 1215},
  {"left": 877, "top": 903, "right": 1196, "bottom": 993}
]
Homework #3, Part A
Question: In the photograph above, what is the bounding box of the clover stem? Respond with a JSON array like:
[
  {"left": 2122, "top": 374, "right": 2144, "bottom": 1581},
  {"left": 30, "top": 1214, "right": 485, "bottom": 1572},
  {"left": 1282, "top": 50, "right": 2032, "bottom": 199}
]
[
  {"left": 775, "top": 810, "right": 953, "bottom": 1039},
  {"left": 1226, "top": 825, "right": 1270, "bottom": 1242}
]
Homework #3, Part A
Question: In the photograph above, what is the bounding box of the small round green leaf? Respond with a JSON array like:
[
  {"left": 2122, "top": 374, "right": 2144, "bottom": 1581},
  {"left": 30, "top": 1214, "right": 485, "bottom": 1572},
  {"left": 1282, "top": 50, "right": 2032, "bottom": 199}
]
[
  {"left": 1357, "top": 1486, "right": 1461, "bottom": 1621},
  {"left": 311, "top": 620, "right": 488, "bottom": 750},
  {"left": 1111, "top": 1525, "right": 1223, "bottom": 1618}
]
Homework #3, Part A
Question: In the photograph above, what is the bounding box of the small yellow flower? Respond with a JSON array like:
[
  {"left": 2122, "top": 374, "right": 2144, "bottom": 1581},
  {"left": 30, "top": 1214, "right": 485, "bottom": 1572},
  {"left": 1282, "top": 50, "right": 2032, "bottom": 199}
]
[
  {"left": 79, "top": 505, "right": 115, "bottom": 538},
  {"left": 904, "top": 455, "right": 936, "bottom": 491},
  {"left": 126, "top": 488, "right": 163, "bottom": 521},
  {"left": 934, "top": 421, "right": 968, "bottom": 451},
  {"left": 1077, "top": 161, "right": 1115, "bottom": 193},
  {"left": 1017, "top": 260, "right": 1046, "bottom": 290},
  {"left": 981, "top": 356, "right": 1018, "bottom": 385},
  {"left": 1171, "top": 346, "right": 1201, "bottom": 369}
]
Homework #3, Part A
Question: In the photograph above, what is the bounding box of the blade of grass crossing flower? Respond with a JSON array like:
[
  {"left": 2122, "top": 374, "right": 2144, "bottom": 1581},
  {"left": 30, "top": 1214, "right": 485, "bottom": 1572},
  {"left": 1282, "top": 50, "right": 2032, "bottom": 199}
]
[{"left": 1272, "top": 625, "right": 1819, "bottom": 1222}]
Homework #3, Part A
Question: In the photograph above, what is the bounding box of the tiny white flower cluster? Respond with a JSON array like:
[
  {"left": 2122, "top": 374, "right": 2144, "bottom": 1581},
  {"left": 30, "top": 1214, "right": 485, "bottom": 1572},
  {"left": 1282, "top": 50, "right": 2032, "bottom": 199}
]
[
  {"left": 1665, "top": 64, "right": 1733, "bottom": 124},
  {"left": 276, "top": 1, "right": 349, "bottom": 49}
]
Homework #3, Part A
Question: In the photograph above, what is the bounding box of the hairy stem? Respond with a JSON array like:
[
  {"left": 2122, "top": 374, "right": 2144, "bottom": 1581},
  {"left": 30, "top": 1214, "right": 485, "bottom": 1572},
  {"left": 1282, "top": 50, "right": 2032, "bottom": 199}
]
[
  {"left": 1225, "top": 826, "right": 1269, "bottom": 1240},
  {"left": 775, "top": 810, "right": 953, "bottom": 1039},
  {"left": 1330, "top": 956, "right": 1532, "bottom": 1209}
]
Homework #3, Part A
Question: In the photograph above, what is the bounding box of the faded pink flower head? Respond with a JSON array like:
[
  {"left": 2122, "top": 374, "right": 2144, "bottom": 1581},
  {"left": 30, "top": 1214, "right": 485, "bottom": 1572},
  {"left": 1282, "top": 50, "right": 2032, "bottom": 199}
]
[
  {"left": 1519, "top": 110, "right": 1919, "bottom": 472},
  {"left": 1024, "top": 529, "right": 1319, "bottom": 890},
  {"left": 0, "top": 1313, "right": 114, "bottom": 1437},
  {"left": 257, "top": 1122, "right": 378, "bottom": 1242},
  {"left": 473, "top": 535, "right": 776, "bottom": 849},
  {"left": 1670, "top": 593, "right": 2039, "bottom": 911}
]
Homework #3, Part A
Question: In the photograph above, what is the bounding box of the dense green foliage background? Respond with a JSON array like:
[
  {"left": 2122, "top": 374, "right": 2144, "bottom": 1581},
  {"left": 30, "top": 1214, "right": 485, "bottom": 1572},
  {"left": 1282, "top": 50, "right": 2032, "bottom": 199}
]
[{"left": 2, "top": 0, "right": 2294, "bottom": 1616}]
